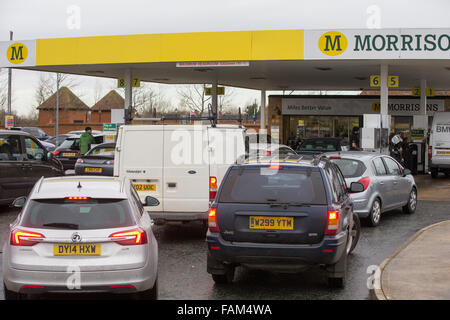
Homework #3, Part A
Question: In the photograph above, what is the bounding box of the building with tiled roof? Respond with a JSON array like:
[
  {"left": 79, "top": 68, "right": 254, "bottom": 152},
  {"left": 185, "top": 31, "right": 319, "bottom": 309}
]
[{"left": 90, "top": 90, "right": 124, "bottom": 123}]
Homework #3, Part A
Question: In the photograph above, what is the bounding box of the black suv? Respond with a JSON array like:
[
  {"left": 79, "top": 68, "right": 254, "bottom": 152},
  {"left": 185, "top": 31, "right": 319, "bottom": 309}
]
[
  {"left": 0, "top": 130, "right": 64, "bottom": 205},
  {"left": 206, "top": 155, "right": 363, "bottom": 288}
]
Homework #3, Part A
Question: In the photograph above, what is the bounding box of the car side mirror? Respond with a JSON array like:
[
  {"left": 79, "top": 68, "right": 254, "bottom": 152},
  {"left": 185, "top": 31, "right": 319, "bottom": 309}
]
[
  {"left": 403, "top": 169, "right": 411, "bottom": 177},
  {"left": 11, "top": 196, "right": 27, "bottom": 208},
  {"left": 349, "top": 182, "right": 365, "bottom": 193},
  {"left": 144, "top": 196, "right": 160, "bottom": 207}
]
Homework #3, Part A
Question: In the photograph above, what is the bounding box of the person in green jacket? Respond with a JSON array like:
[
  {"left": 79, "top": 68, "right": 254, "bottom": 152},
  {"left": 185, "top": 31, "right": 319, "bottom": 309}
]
[{"left": 79, "top": 127, "right": 95, "bottom": 155}]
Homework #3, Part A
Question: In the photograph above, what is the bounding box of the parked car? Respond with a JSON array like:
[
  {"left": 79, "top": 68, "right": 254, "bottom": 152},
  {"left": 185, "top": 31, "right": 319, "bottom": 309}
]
[
  {"left": 0, "top": 130, "right": 64, "bottom": 205},
  {"left": 39, "top": 140, "right": 56, "bottom": 152},
  {"left": 327, "top": 152, "right": 417, "bottom": 227},
  {"left": 10, "top": 127, "right": 51, "bottom": 141},
  {"left": 3, "top": 176, "right": 158, "bottom": 300},
  {"left": 114, "top": 124, "right": 246, "bottom": 225},
  {"left": 206, "top": 155, "right": 363, "bottom": 288},
  {"left": 53, "top": 133, "right": 104, "bottom": 170},
  {"left": 68, "top": 130, "right": 103, "bottom": 135},
  {"left": 46, "top": 134, "right": 72, "bottom": 148},
  {"left": 296, "top": 138, "right": 348, "bottom": 156},
  {"left": 75, "top": 142, "right": 115, "bottom": 176},
  {"left": 428, "top": 112, "right": 450, "bottom": 178}
]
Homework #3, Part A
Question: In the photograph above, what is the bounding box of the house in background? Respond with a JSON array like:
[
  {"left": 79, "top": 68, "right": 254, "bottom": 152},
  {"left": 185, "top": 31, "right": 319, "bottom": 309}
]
[
  {"left": 91, "top": 90, "right": 124, "bottom": 123},
  {"left": 37, "top": 87, "right": 91, "bottom": 134}
]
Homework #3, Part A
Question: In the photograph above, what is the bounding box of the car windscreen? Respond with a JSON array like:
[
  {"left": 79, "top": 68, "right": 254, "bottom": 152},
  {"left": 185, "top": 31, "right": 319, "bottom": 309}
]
[
  {"left": 298, "top": 140, "right": 338, "bottom": 151},
  {"left": 86, "top": 146, "right": 115, "bottom": 157},
  {"left": 21, "top": 198, "right": 134, "bottom": 230},
  {"left": 59, "top": 138, "right": 79, "bottom": 149},
  {"left": 331, "top": 158, "right": 366, "bottom": 178},
  {"left": 219, "top": 167, "right": 327, "bottom": 205}
]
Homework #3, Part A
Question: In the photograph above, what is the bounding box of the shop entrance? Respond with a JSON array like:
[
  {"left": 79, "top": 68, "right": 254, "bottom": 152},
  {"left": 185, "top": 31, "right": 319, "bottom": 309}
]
[{"left": 285, "top": 115, "right": 361, "bottom": 147}]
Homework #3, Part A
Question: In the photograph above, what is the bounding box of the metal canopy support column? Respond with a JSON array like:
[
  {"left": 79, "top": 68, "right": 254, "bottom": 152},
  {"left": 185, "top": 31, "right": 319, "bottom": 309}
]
[
  {"left": 380, "top": 64, "right": 389, "bottom": 152},
  {"left": 420, "top": 79, "right": 427, "bottom": 116},
  {"left": 55, "top": 73, "right": 60, "bottom": 137},
  {"left": 7, "top": 31, "right": 13, "bottom": 115},
  {"left": 211, "top": 79, "right": 218, "bottom": 125},
  {"left": 260, "top": 89, "right": 266, "bottom": 131},
  {"left": 124, "top": 69, "right": 132, "bottom": 124}
]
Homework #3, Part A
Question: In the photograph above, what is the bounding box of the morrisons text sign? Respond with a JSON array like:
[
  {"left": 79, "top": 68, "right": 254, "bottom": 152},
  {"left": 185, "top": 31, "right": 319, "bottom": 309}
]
[{"left": 305, "top": 29, "right": 450, "bottom": 59}]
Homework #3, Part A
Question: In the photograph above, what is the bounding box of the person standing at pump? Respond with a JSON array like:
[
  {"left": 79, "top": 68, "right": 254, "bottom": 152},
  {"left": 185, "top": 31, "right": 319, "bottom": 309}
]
[
  {"left": 350, "top": 126, "right": 362, "bottom": 151},
  {"left": 80, "top": 127, "right": 95, "bottom": 155}
]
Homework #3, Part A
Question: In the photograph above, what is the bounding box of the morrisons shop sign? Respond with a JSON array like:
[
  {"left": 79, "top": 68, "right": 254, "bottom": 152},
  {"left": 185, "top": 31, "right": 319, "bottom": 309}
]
[{"left": 305, "top": 29, "right": 450, "bottom": 59}]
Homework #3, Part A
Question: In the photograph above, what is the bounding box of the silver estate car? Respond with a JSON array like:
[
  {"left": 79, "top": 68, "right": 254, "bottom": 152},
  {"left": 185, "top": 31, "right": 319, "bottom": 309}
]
[
  {"left": 327, "top": 152, "right": 417, "bottom": 227},
  {"left": 3, "top": 176, "right": 159, "bottom": 299}
]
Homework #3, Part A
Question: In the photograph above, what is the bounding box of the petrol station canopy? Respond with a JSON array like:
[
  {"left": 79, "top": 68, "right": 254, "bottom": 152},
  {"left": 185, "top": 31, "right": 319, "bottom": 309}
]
[{"left": 1, "top": 28, "right": 449, "bottom": 91}]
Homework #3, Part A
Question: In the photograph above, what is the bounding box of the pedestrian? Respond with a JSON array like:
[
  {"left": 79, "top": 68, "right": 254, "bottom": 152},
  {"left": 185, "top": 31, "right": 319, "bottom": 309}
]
[
  {"left": 79, "top": 127, "right": 95, "bottom": 155},
  {"left": 350, "top": 126, "right": 362, "bottom": 151}
]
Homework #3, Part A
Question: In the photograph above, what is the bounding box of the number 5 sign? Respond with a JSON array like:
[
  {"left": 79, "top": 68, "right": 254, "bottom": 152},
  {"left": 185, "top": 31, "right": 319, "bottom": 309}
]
[
  {"left": 370, "top": 75, "right": 399, "bottom": 88},
  {"left": 117, "top": 77, "right": 141, "bottom": 88}
]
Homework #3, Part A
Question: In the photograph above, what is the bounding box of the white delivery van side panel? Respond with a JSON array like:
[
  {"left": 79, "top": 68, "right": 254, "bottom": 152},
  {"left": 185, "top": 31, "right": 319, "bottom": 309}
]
[
  {"left": 430, "top": 112, "right": 450, "bottom": 166},
  {"left": 115, "top": 125, "right": 164, "bottom": 211},
  {"left": 162, "top": 126, "right": 210, "bottom": 214},
  {"left": 208, "top": 127, "right": 246, "bottom": 193}
]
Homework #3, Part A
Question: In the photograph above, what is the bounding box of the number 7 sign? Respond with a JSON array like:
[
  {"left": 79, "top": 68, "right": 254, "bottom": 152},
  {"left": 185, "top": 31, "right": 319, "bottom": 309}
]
[{"left": 117, "top": 77, "right": 141, "bottom": 88}]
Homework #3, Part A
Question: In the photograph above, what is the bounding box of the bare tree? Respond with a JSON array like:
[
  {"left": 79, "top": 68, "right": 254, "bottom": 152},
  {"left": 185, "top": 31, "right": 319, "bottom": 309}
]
[
  {"left": 0, "top": 68, "right": 8, "bottom": 111},
  {"left": 34, "top": 72, "right": 80, "bottom": 107}
]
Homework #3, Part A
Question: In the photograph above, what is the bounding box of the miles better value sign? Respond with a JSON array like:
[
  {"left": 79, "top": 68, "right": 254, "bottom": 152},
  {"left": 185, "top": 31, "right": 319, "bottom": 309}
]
[{"left": 305, "top": 29, "right": 450, "bottom": 59}]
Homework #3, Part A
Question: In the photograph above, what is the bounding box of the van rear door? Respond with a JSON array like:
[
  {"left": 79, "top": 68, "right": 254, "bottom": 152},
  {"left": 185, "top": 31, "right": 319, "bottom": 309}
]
[
  {"left": 162, "top": 126, "right": 209, "bottom": 214},
  {"left": 115, "top": 126, "right": 163, "bottom": 211}
]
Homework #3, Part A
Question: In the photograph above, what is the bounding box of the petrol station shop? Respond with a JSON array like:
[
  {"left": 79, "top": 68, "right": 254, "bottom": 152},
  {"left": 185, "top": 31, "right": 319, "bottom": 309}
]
[{"left": 268, "top": 95, "right": 450, "bottom": 145}]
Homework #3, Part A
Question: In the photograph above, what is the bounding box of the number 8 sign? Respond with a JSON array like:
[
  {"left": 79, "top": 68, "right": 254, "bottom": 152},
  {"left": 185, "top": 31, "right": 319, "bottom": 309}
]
[{"left": 117, "top": 77, "right": 141, "bottom": 88}]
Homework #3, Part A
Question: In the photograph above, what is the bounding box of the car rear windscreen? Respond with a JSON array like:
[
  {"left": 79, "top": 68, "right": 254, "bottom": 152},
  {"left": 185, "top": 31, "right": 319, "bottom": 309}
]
[
  {"left": 219, "top": 167, "right": 327, "bottom": 205},
  {"left": 21, "top": 198, "right": 134, "bottom": 230},
  {"left": 331, "top": 158, "right": 366, "bottom": 178},
  {"left": 60, "top": 138, "right": 79, "bottom": 149}
]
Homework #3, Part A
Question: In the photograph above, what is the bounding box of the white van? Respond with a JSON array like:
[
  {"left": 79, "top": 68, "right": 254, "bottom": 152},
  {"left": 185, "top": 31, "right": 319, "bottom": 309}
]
[
  {"left": 429, "top": 112, "right": 450, "bottom": 178},
  {"left": 114, "top": 124, "right": 246, "bottom": 223}
]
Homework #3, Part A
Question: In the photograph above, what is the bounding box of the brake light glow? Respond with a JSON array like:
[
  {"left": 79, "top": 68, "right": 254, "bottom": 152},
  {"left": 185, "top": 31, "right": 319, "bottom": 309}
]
[
  {"left": 357, "top": 177, "right": 370, "bottom": 191},
  {"left": 66, "top": 196, "right": 90, "bottom": 200},
  {"left": 329, "top": 156, "right": 341, "bottom": 159},
  {"left": 325, "top": 210, "right": 340, "bottom": 236},
  {"left": 11, "top": 229, "right": 45, "bottom": 246},
  {"left": 109, "top": 228, "right": 147, "bottom": 245},
  {"left": 264, "top": 151, "right": 272, "bottom": 156},
  {"left": 53, "top": 150, "right": 60, "bottom": 156},
  {"left": 208, "top": 208, "right": 220, "bottom": 233},
  {"left": 210, "top": 176, "right": 218, "bottom": 201},
  {"left": 268, "top": 164, "right": 282, "bottom": 170}
]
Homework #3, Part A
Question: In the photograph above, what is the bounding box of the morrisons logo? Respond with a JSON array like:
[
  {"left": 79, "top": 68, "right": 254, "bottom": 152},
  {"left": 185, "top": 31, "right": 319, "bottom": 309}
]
[
  {"left": 318, "top": 31, "right": 348, "bottom": 56},
  {"left": 7, "top": 43, "right": 28, "bottom": 64},
  {"left": 354, "top": 33, "right": 450, "bottom": 52}
]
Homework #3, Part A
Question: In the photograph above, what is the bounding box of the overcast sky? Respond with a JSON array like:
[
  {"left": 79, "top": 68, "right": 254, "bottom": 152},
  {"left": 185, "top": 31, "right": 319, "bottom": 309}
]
[{"left": 1, "top": 0, "right": 449, "bottom": 116}]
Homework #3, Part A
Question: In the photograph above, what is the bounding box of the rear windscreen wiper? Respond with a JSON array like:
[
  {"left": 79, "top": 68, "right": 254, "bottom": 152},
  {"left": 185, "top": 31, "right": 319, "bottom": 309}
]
[{"left": 42, "top": 223, "right": 79, "bottom": 229}]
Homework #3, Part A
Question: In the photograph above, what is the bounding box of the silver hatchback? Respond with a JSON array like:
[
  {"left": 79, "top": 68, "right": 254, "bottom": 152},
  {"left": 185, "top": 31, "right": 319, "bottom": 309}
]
[
  {"left": 327, "top": 152, "right": 417, "bottom": 227},
  {"left": 2, "top": 176, "right": 159, "bottom": 299}
]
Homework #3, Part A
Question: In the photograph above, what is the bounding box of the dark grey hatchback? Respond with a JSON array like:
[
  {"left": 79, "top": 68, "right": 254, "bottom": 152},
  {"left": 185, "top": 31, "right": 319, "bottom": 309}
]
[{"left": 206, "top": 156, "right": 363, "bottom": 288}]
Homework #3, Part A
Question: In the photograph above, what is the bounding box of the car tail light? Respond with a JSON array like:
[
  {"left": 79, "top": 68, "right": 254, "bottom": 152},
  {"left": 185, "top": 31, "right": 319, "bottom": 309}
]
[
  {"left": 428, "top": 146, "right": 432, "bottom": 158},
  {"left": 325, "top": 210, "right": 340, "bottom": 236},
  {"left": 11, "top": 229, "right": 45, "bottom": 246},
  {"left": 106, "top": 160, "right": 114, "bottom": 165},
  {"left": 357, "top": 177, "right": 370, "bottom": 191},
  {"left": 264, "top": 150, "right": 272, "bottom": 156},
  {"left": 208, "top": 208, "right": 220, "bottom": 233},
  {"left": 329, "top": 156, "right": 341, "bottom": 159},
  {"left": 66, "top": 196, "right": 90, "bottom": 200},
  {"left": 53, "top": 150, "right": 60, "bottom": 156},
  {"left": 268, "top": 164, "right": 282, "bottom": 170},
  {"left": 210, "top": 176, "right": 218, "bottom": 201},
  {"left": 109, "top": 228, "right": 147, "bottom": 245}
]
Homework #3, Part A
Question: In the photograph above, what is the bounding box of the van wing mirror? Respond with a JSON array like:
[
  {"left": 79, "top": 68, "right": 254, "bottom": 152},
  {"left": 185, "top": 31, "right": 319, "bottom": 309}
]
[
  {"left": 11, "top": 196, "right": 27, "bottom": 208},
  {"left": 144, "top": 196, "right": 160, "bottom": 207},
  {"left": 349, "top": 182, "right": 365, "bottom": 193}
]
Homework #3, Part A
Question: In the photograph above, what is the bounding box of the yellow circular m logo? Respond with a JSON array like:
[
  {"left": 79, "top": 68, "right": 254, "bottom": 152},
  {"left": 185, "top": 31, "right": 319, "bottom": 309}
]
[
  {"left": 7, "top": 43, "right": 28, "bottom": 64},
  {"left": 318, "top": 31, "right": 348, "bottom": 56}
]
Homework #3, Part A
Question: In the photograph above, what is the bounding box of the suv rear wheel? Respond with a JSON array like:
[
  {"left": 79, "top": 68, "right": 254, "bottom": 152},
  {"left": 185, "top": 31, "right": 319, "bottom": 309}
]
[
  {"left": 211, "top": 267, "right": 235, "bottom": 284},
  {"left": 347, "top": 213, "right": 360, "bottom": 254}
]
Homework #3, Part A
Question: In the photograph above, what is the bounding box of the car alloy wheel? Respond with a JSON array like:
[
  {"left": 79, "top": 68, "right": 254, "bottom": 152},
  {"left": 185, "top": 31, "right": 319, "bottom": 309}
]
[
  {"left": 369, "top": 199, "right": 381, "bottom": 227},
  {"left": 403, "top": 188, "right": 417, "bottom": 214}
]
